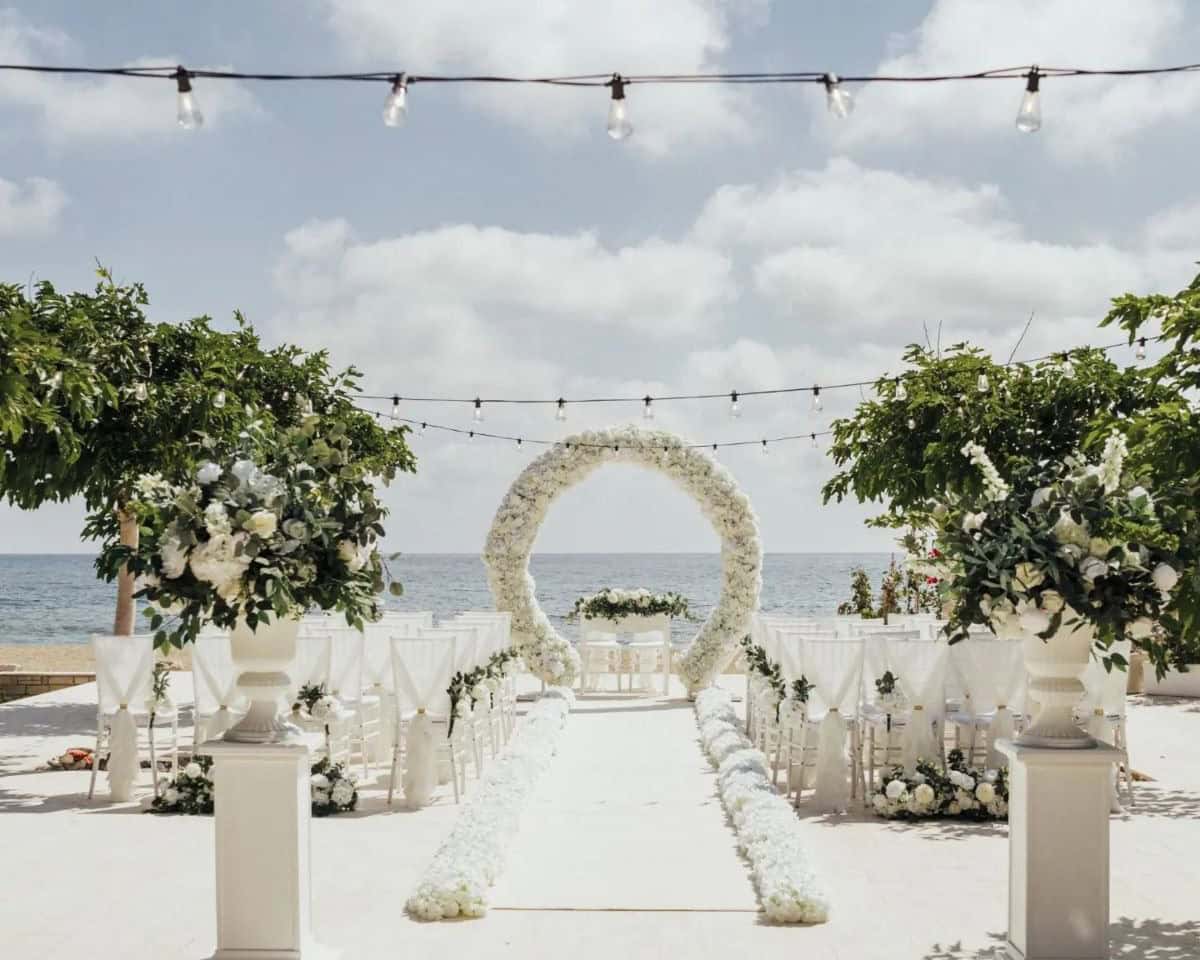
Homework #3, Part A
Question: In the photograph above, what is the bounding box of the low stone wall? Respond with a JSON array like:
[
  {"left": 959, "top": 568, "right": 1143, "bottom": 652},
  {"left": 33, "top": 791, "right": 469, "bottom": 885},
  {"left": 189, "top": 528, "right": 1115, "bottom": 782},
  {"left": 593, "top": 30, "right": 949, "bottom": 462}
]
[{"left": 0, "top": 671, "right": 96, "bottom": 704}]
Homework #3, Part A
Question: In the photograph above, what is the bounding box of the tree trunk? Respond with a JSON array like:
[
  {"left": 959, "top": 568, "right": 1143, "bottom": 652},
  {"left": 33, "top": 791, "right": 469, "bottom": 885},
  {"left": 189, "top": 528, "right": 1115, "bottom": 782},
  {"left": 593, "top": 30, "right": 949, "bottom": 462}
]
[{"left": 113, "top": 507, "right": 139, "bottom": 636}]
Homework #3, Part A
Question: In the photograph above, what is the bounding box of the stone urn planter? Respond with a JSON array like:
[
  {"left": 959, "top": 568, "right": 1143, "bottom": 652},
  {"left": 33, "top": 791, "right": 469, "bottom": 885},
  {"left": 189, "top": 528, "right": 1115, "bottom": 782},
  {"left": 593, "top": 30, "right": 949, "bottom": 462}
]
[
  {"left": 1014, "top": 613, "right": 1095, "bottom": 749},
  {"left": 224, "top": 615, "right": 302, "bottom": 744}
]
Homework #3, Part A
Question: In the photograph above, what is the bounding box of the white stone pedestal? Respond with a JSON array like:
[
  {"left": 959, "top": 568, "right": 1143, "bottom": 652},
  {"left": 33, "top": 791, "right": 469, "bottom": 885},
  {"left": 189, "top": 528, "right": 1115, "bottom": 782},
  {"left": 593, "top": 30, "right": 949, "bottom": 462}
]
[
  {"left": 996, "top": 739, "right": 1121, "bottom": 960},
  {"left": 202, "top": 736, "right": 337, "bottom": 960}
]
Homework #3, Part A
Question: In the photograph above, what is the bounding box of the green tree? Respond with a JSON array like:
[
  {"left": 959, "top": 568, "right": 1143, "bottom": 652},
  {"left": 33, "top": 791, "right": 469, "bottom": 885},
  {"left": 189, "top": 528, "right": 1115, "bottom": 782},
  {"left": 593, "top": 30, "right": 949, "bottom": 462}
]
[
  {"left": 1, "top": 270, "right": 415, "bottom": 634},
  {"left": 821, "top": 342, "right": 1154, "bottom": 530}
]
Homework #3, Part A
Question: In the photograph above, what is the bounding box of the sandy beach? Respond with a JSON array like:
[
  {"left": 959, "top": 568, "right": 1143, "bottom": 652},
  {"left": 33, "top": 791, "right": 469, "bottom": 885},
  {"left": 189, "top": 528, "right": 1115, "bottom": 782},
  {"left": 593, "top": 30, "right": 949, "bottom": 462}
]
[{"left": 0, "top": 643, "right": 191, "bottom": 673}]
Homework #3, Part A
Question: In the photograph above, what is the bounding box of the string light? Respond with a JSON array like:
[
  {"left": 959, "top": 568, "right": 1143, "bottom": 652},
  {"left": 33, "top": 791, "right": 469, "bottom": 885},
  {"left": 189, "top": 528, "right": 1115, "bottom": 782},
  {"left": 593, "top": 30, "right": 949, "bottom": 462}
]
[
  {"left": 420, "top": 421, "right": 427, "bottom": 434},
  {"left": 133, "top": 382, "right": 149, "bottom": 401},
  {"left": 391, "top": 394, "right": 400, "bottom": 416},
  {"left": 711, "top": 443, "right": 718, "bottom": 459},
  {"left": 174, "top": 66, "right": 203, "bottom": 129},
  {"left": 811, "top": 385, "right": 822, "bottom": 413},
  {"left": 473, "top": 397, "right": 484, "bottom": 422},
  {"left": 1060, "top": 353, "right": 1075, "bottom": 378},
  {"left": 516, "top": 437, "right": 522, "bottom": 448},
  {"left": 556, "top": 398, "right": 567, "bottom": 421},
  {"left": 761, "top": 439, "right": 768, "bottom": 456},
  {"left": 1136, "top": 337, "right": 1147, "bottom": 360},
  {"left": 213, "top": 389, "right": 226, "bottom": 408},
  {"left": 1016, "top": 66, "right": 1041, "bottom": 133},
  {"left": 729, "top": 390, "right": 740, "bottom": 418},
  {"left": 907, "top": 417, "right": 916, "bottom": 429},
  {"left": 643, "top": 395, "right": 654, "bottom": 419},
  {"left": 894, "top": 378, "right": 908, "bottom": 401},
  {"left": 469, "top": 430, "right": 475, "bottom": 440},
  {"left": 606, "top": 73, "right": 633, "bottom": 141},
  {"left": 811, "top": 433, "right": 818, "bottom": 448},
  {"left": 383, "top": 72, "right": 408, "bottom": 127},
  {"left": 822, "top": 73, "right": 854, "bottom": 118},
  {"left": 977, "top": 373, "right": 989, "bottom": 393}
]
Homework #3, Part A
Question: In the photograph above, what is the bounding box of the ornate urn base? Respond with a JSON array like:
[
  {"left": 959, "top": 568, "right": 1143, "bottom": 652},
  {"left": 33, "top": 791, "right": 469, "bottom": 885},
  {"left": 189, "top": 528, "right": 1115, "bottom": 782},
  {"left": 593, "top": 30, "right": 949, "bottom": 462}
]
[
  {"left": 1015, "top": 616, "right": 1095, "bottom": 749},
  {"left": 224, "top": 615, "right": 303, "bottom": 744}
]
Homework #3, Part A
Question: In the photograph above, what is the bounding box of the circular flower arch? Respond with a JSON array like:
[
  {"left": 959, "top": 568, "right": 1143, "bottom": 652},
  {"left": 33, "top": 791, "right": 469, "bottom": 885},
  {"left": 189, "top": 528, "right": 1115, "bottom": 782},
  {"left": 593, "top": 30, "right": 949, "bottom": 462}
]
[{"left": 483, "top": 426, "right": 762, "bottom": 695}]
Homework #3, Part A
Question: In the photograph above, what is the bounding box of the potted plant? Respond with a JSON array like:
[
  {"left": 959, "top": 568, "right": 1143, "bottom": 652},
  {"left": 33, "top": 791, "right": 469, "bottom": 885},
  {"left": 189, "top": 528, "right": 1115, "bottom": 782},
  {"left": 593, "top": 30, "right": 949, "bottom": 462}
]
[
  {"left": 927, "top": 433, "right": 1184, "bottom": 747},
  {"left": 103, "top": 414, "right": 394, "bottom": 743}
]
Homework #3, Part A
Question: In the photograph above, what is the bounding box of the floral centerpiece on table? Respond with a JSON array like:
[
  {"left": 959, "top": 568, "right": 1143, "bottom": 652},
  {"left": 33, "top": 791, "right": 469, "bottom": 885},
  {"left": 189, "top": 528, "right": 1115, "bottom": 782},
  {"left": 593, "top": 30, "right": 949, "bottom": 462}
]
[
  {"left": 920, "top": 433, "right": 1185, "bottom": 671},
  {"left": 566, "top": 588, "right": 697, "bottom": 623},
  {"left": 100, "top": 415, "right": 395, "bottom": 649}
]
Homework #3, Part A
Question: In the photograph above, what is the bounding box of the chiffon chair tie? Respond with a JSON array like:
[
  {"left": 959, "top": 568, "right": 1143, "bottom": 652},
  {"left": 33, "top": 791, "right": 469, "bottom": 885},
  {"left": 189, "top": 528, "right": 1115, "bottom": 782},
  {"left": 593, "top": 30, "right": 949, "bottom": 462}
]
[
  {"left": 1082, "top": 639, "right": 1132, "bottom": 743},
  {"left": 93, "top": 635, "right": 154, "bottom": 801},
  {"left": 390, "top": 635, "right": 457, "bottom": 808},
  {"left": 954, "top": 637, "right": 1025, "bottom": 768},
  {"left": 887, "top": 638, "right": 948, "bottom": 774},
  {"left": 193, "top": 631, "right": 245, "bottom": 740},
  {"left": 803, "top": 637, "right": 865, "bottom": 813}
]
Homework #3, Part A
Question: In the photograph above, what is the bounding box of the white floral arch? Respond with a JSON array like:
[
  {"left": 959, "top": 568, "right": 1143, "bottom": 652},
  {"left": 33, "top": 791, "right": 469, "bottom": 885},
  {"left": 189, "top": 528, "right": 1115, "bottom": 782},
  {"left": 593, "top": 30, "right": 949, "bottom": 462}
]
[{"left": 483, "top": 425, "right": 762, "bottom": 694}]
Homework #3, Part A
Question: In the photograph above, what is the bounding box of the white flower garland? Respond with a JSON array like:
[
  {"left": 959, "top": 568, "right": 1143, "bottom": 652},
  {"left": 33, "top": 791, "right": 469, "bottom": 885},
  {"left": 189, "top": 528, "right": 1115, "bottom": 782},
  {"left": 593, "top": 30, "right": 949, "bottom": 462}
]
[
  {"left": 483, "top": 426, "right": 762, "bottom": 693},
  {"left": 695, "top": 688, "right": 830, "bottom": 924},
  {"left": 406, "top": 688, "right": 575, "bottom": 920}
]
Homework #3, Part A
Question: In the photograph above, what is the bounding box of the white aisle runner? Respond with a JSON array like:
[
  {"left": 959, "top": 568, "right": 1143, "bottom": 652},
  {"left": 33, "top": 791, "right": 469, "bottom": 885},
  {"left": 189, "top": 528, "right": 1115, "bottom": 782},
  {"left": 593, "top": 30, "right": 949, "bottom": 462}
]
[{"left": 490, "top": 683, "right": 759, "bottom": 911}]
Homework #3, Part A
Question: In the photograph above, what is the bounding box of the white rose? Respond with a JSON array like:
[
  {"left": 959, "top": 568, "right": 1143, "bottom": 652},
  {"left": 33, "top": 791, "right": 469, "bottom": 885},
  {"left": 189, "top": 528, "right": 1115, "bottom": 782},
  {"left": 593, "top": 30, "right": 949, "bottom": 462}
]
[
  {"left": 312, "top": 788, "right": 330, "bottom": 806},
  {"left": 961, "top": 511, "right": 988, "bottom": 533},
  {"left": 204, "top": 502, "right": 232, "bottom": 535},
  {"left": 337, "top": 539, "right": 366, "bottom": 572},
  {"left": 1089, "top": 537, "right": 1112, "bottom": 559},
  {"left": 1127, "top": 486, "right": 1153, "bottom": 512},
  {"left": 331, "top": 781, "right": 355, "bottom": 806},
  {"left": 1152, "top": 563, "right": 1179, "bottom": 595},
  {"left": 975, "top": 782, "right": 996, "bottom": 804},
  {"left": 947, "top": 801, "right": 961, "bottom": 815},
  {"left": 872, "top": 793, "right": 889, "bottom": 812},
  {"left": 1053, "top": 511, "right": 1090, "bottom": 548},
  {"left": 231, "top": 459, "right": 258, "bottom": 488},
  {"left": 1039, "top": 590, "right": 1065, "bottom": 614},
  {"left": 160, "top": 538, "right": 188, "bottom": 579},
  {"left": 310, "top": 773, "right": 331, "bottom": 790},
  {"left": 914, "top": 783, "right": 936, "bottom": 806},
  {"left": 1128, "top": 617, "right": 1155, "bottom": 640},
  {"left": 885, "top": 779, "right": 906, "bottom": 800},
  {"left": 184, "top": 762, "right": 203, "bottom": 779},
  {"left": 1079, "top": 556, "right": 1109, "bottom": 583},
  {"left": 164, "top": 787, "right": 180, "bottom": 804},
  {"left": 245, "top": 509, "right": 278, "bottom": 538},
  {"left": 196, "top": 461, "right": 222, "bottom": 485},
  {"left": 1030, "top": 487, "right": 1053, "bottom": 509}
]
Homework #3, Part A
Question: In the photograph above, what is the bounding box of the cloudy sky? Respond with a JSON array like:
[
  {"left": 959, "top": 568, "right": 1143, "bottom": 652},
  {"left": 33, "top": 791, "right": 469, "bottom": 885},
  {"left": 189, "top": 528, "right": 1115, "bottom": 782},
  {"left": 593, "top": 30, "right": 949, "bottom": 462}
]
[{"left": 2, "top": 0, "right": 1198, "bottom": 555}]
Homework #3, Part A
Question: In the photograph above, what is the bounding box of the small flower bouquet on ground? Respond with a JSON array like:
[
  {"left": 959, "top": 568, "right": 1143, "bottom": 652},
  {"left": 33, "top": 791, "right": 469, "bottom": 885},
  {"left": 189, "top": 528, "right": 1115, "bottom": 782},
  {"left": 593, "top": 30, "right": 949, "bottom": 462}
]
[
  {"left": 871, "top": 750, "right": 1008, "bottom": 821},
  {"left": 567, "top": 587, "right": 697, "bottom": 622},
  {"left": 149, "top": 754, "right": 357, "bottom": 816}
]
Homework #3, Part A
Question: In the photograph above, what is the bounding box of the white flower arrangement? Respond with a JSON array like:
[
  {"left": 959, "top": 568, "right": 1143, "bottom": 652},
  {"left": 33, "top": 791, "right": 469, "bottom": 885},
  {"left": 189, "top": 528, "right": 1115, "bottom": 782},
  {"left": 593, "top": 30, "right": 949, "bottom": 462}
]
[
  {"left": 695, "top": 688, "right": 830, "bottom": 924},
  {"left": 870, "top": 750, "right": 1008, "bottom": 820},
  {"left": 407, "top": 688, "right": 575, "bottom": 921},
  {"left": 483, "top": 427, "right": 762, "bottom": 694},
  {"left": 149, "top": 754, "right": 356, "bottom": 816},
  {"left": 567, "top": 587, "right": 697, "bottom": 623}
]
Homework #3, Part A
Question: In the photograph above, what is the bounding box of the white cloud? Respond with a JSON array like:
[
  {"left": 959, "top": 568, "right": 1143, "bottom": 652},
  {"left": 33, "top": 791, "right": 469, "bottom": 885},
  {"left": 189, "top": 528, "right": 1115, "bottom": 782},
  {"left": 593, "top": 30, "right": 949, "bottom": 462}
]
[
  {"left": 0, "top": 11, "right": 258, "bottom": 141},
  {"left": 0, "top": 174, "right": 66, "bottom": 235},
  {"left": 823, "top": 0, "right": 1200, "bottom": 163},
  {"left": 319, "top": 0, "right": 764, "bottom": 155}
]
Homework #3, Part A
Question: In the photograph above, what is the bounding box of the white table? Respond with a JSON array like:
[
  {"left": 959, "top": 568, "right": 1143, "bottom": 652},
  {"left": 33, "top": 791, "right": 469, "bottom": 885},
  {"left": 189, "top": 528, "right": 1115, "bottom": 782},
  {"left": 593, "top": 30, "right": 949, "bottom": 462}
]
[{"left": 578, "top": 613, "right": 672, "bottom": 695}]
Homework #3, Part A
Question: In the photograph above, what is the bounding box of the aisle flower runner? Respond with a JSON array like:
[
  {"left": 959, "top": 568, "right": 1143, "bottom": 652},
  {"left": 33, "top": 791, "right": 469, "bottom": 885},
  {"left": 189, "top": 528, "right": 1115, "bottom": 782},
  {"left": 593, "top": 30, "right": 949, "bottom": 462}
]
[
  {"left": 407, "top": 688, "right": 575, "bottom": 920},
  {"left": 695, "top": 687, "right": 830, "bottom": 924}
]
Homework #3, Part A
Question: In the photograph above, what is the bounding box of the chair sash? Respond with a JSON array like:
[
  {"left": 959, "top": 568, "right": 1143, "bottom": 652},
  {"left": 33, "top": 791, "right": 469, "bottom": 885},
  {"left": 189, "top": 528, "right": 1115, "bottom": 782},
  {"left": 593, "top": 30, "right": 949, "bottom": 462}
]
[
  {"left": 193, "top": 631, "right": 244, "bottom": 740},
  {"left": 953, "top": 637, "right": 1024, "bottom": 767},
  {"left": 390, "top": 635, "right": 457, "bottom": 808},
  {"left": 93, "top": 634, "right": 155, "bottom": 801},
  {"left": 328, "top": 629, "right": 365, "bottom": 704},
  {"left": 804, "top": 638, "right": 864, "bottom": 813},
  {"left": 888, "top": 638, "right": 948, "bottom": 774},
  {"left": 1082, "top": 639, "right": 1132, "bottom": 743}
]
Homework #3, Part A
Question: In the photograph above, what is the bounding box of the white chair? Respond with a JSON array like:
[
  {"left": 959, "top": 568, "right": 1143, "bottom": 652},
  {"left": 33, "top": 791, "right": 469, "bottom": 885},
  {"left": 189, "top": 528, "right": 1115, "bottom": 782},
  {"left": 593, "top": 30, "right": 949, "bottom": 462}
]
[
  {"left": 192, "top": 630, "right": 246, "bottom": 745},
  {"left": 88, "top": 635, "right": 178, "bottom": 801},
  {"left": 328, "top": 628, "right": 381, "bottom": 778},
  {"left": 388, "top": 634, "right": 468, "bottom": 807},
  {"left": 947, "top": 636, "right": 1025, "bottom": 768},
  {"left": 363, "top": 619, "right": 424, "bottom": 762},
  {"left": 796, "top": 637, "right": 865, "bottom": 813},
  {"left": 419, "top": 626, "right": 486, "bottom": 776},
  {"left": 453, "top": 615, "right": 509, "bottom": 747},
  {"left": 1081, "top": 640, "right": 1134, "bottom": 807},
  {"left": 887, "top": 638, "right": 949, "bottom": 774}
]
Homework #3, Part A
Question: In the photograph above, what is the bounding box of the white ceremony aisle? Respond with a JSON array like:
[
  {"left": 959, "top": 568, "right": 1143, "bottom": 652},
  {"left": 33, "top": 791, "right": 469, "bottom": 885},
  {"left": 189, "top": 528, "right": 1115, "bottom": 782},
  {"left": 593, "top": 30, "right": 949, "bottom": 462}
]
[{"left": 490, "top": 687, "right": 759, "bottom": 912}]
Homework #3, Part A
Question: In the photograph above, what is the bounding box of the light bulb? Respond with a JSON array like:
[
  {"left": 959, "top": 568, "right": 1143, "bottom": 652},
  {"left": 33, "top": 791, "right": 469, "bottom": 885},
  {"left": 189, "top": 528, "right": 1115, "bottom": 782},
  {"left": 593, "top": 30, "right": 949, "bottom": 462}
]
[
  {"left": 1015, "top": 67, "right": 1041, "bottom": 133},
  {"left": 711, "top": 444, "right": 719, "bottom": 460},
  {"left": 175, "top": 67, "right": 203, "bottom": 129},
  {"left": 383, "top": 73, "right": 408, "bottom": 127},
  {"left": 823, "top": 73, "right": 854, "bottom": 119},
  {"left": 1136, "top": 338, "right": 1147, "bottom": 361},
  {"left": 730, "top": 391, "right": 740, "bottom": 418},
  {"left": 895, "top": 378, "right": 907, "bottom": 401},
  {"left": 133, "top": 381, "right": 148, "bottom": 402},
  {"left": 556, "top": 398, "right": 567, "bottom": 422},
  {"left": 811, "top": 433, "right": 818, "bottom": 449},
  {"left": 606, "top": 73, "right": 633, "bottom": 141},
  {"left": 516, "top": 438, "right": 522, "bottom": 449},
  {"left": 1061, "top": 355, "right": 1075, "bottom": 378},
  {"left": 977, "top": 373, "right": 989, "bottom": 393},
  {"left": 419, "top": 422, "right": 427, "bottom": 435},
  {"left": 473, "top": 398, "right": 483, "bottom": 422},
  {"left": 907, "top": 417, "right": 916, "bottom": 430},
  {"left": 213, "top": 389, "right": 226, "bottom": 408},
  {"left": 391, "top": 395, "right": 400, "bottom": 417},
  {"left": 643, "top": 396, "right": 654, "bottom": 420},
  {"left": 469, "top": 431, "right": 475, "bottom": 441},
  {"left": 761, "top": 439, "right": 769, "bottom": 456},
  {"left": 812, "top": 386, "right": 822, "bottom": 413}
]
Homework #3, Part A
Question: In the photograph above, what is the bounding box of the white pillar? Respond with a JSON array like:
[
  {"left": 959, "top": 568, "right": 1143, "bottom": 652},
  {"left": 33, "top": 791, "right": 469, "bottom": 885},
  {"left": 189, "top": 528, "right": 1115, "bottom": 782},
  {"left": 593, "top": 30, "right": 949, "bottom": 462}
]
[
  {"left": 996, "top": 739, "right": 1121, "bottom": 960},
  {"left": 203, "top": 736, "right": 337, "bottom": 960}
]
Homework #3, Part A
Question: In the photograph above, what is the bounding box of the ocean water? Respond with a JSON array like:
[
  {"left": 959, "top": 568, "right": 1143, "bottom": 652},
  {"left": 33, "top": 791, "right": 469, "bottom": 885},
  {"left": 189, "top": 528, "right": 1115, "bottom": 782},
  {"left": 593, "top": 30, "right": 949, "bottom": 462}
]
[{"left": 0, "top": 553, "right": 893, "bottom": 646}]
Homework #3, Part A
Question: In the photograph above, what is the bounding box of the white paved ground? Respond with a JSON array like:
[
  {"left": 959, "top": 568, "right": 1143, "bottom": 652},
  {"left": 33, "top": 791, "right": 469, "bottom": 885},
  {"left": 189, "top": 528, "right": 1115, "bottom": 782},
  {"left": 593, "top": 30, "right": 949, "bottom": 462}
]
[{"left": 1, "top": 675, "right": 1198, "bottom": 959}]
